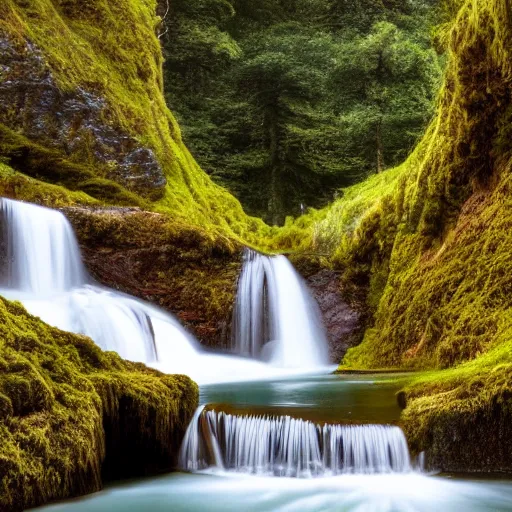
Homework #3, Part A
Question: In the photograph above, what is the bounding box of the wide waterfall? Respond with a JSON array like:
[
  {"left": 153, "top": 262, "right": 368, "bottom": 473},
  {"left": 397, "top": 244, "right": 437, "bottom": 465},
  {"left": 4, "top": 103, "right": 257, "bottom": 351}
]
[
  {"left": 0, "top": 198, "right": 330, "bottom": 384},
  {"left": 232, "top": 249, "right": 329, "bottom": 368},
  {"left": 179, "top": 407, "right": 412, "bottom": 477}
]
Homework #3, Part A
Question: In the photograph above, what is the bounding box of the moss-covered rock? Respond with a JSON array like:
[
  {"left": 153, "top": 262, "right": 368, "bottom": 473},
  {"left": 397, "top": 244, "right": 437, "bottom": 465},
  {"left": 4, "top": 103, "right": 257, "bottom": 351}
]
[
  {"left": 399, "top": 350, "right": 512, "bottom": 472},
  {"left": 63, "top": 206, "right": 243, "bottom": 349},
  {"left": 0, "top": 162, "right": 100, "bottom": 208},
  {"left": 0, "top": 32, "right": 165, "bottom": 196},
  {"left": 0, "top": 297, "right": 198, "bottom": 511}
]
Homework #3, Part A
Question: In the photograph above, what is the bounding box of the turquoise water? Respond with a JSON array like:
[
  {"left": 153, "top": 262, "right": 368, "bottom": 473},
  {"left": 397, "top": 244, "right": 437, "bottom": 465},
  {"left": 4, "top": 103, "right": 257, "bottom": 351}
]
[
  {"left": 38, "top": 471, "right": 512, "bottom": 512},
  {"left": 200, "top": 373, "right": 405, "bottom": 423},
  {"left": 36, "top": 373, "right": 512, "bottom": 512}
]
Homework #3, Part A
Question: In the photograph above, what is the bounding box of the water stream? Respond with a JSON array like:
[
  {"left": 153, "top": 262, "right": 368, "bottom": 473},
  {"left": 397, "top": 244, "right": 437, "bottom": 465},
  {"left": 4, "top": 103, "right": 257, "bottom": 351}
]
[
  {"left": 179, "top": 408, "right": 412, "bottom": 476},
  {"left": 0, "top": 198, "right": 331, "bottom": 384},
  {"left": 231, "top": 249, "right": 328, "bottom": 367},
  {"left": 3, "top": 198, "right": 512, "bottom": 511},
  {"left": 35, "top": 375, "right": 512, "bottom": 512}
]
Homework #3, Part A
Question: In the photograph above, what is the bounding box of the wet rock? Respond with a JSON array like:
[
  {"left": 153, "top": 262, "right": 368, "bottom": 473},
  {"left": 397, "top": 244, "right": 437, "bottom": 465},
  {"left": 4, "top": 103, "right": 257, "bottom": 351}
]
[
  {"left": 0, "top": 33, "right": 166, "bottom": 194},
  {"left": 63, "top": 206, "right": 242, "bottom": 349},
  {"left": 306, "top": 269, "right": 364, "bottom": 363}
]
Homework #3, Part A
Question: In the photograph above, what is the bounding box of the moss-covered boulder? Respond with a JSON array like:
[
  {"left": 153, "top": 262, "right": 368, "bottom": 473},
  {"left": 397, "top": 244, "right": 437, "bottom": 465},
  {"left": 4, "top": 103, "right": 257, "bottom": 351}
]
[
  {"left": 0, "top": 0, "right": 273, "bottom": 243},
  {"left": 0, "top": 297, "right": 198, "bottom": 511},
  {"left": 398, "top": 352, "right": 512, "bottom": 473}
]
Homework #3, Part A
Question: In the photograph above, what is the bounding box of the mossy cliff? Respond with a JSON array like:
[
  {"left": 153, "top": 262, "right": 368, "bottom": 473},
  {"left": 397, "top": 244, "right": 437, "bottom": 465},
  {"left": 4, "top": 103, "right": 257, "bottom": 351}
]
[
  {"left": 0, "top": 0, "right": 272, "bottom": 244},
  {"left": 0, "top": 296, "right": 198, "bottom": 512},
  {"left": 309, "top": 0, "right": 512, "bottom": 471}
]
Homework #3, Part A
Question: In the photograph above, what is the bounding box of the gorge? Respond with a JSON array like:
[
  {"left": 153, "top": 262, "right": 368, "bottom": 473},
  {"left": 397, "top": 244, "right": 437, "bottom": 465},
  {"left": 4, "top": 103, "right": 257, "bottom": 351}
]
[{"left": 0, "top": 0, "right": 511, "bottom": 510}]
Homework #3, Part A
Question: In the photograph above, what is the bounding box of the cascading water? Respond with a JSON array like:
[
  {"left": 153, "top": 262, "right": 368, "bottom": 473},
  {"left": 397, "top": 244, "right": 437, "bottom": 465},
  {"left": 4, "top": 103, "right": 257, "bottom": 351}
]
[
  {"left": 7, "top": 204, "right": 512, "bottom": 512},
  {"left": 179, "top": 407, "right": 413, "bottom": 477},
  {"left": 0, "top": 198, "right": 330, "bottom": 384},
  {"left": 0, "top": 198, "right": 163, "bottom": 362},
  {"left": 232, "top": 249, "right": 329, "bottom": 368},
  {"left": 1, "top": 198, "right": 85, "bottom": 293}
]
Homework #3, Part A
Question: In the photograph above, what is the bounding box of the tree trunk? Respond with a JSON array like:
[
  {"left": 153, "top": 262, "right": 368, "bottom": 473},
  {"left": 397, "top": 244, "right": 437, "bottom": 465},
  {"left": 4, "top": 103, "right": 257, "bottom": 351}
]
[
  {"left": 376, "top": 118, "right": 384, "bottom": 174},
  {"left": 265, "top": 106, "right": 281, "bottom": 225}
]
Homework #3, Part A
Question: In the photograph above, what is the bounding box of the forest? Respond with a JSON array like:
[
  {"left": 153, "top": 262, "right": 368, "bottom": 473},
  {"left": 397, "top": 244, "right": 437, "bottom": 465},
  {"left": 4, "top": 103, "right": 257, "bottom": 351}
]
[
  {"left": 0, "top": 0, "right": 511, "bottom": 511},
  {"left": 164, "top": 0, "right": 443, "bottom": 223}
]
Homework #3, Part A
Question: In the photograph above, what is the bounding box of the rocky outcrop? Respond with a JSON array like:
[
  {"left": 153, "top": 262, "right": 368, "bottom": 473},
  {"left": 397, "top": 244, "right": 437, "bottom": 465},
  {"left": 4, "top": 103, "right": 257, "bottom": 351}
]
[
  {"left": 63, "top": 206, "right": 242, "bottom": 349},
  {"left": 399, "top": 364, "right": 512, "bottom": 473},
  {"left": 306, "top": 269, "right": 364, "bottom": 363},
  {"left": 0, "top": 33, "right": 166, "bottom": 195}
]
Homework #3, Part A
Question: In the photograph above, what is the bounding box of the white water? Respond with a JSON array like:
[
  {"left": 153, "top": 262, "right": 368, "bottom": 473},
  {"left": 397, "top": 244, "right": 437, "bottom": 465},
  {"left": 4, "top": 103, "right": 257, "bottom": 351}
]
[
  {"left": 180, "top": 407, "right": 412, "bottom": 477},
  {"left": 0, "top": 198, "right": 331, "bottom": 384},
  {"left": 1, "top": 198, "right": 85, "bottom": 293},
  {"left": 34, "top": 471, "right": 512, "bottom": 512},
  {"left": 232, "top": 249, "right": 329, "bottom": 368}
]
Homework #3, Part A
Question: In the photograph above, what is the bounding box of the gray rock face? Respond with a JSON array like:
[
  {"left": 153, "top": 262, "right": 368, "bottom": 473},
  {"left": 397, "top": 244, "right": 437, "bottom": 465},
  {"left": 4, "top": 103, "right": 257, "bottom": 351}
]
[
  {"left": 0, "top": 33, "right": 166, "bottom": 194},
  {"left": 307, "top": 269, "right": 363, "bottom": 364}
]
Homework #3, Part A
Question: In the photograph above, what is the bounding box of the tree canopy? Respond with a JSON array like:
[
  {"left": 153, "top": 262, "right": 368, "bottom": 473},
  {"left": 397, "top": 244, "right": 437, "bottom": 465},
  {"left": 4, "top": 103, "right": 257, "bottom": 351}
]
[{"left": 163, "top": 0, "right": 443, "bottom": 224}]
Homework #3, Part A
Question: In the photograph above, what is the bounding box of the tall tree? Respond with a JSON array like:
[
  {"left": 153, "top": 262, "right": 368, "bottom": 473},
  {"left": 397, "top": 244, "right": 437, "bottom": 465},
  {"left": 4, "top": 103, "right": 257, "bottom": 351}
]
[
  {"left": 331, "top": 21, "right": 442, "bottom": 174},
  {"left": 235, "top": 24, "right": 337, "bottom": 223}
]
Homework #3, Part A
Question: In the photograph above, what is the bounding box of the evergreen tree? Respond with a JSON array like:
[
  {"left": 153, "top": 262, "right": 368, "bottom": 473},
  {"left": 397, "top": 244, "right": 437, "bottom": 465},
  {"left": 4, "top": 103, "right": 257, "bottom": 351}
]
[
  {"left": 331, "top": 21, "right": 442, "bottom": 173},
  {"left": 162, "top": 0, "right": 443, "bottom": 224}
]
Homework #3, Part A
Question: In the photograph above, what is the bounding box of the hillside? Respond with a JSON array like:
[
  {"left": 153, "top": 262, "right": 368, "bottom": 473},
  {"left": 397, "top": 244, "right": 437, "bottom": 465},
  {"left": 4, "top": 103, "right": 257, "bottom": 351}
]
[
  {"left": 308, "top": 0, "right": 512, "bottom": 471},
  {"left": 0, "top": 0, "right": 271, "bottom": 244}
]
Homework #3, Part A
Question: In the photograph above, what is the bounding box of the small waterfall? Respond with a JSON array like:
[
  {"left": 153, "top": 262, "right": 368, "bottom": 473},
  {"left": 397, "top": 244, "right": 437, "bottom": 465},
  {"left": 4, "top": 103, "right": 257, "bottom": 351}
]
[
  {"left": 68, "top": 288, "right": 158, "bottom": 361},
  {"left": 1, "top": 198, "right": 86, "bottom": 293},
  {"left": 232, "top": 249, "right": 329, "bottom": 368},
  {"left": 179, "top": 407, "right": 413, "bottom": 477},
  {"left": 0, "top": 198, "right": 181, "bottom": 364}
]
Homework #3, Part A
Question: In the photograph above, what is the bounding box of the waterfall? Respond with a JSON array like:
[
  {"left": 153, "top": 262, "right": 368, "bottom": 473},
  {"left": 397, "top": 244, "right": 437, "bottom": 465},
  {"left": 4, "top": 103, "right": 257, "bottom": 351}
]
[
  {"left": 0, "top": 198, "right": 184, "bottom": 364},
  {"left": 0, "top": 198, "right": 329, "bottom": 384},
  {"left": 232, "top": 249, "right": 329, "bottom": 368},
  {"left": 179, "top": 407, "right": 413, "bottom": 477},
  {"left": 1, "top": 198, "right": 86, "bottom": 293}
]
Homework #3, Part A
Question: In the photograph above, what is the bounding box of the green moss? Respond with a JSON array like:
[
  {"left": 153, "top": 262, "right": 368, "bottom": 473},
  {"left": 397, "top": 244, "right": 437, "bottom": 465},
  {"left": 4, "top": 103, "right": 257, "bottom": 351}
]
[
  {"left": 398, "top": 342, "right": 512, "bottom": 471},
  {"left": 77, "top": 178, "right": 148, "bottom": 207},
  {"left": 0, "top": 297, "right": 198, "bottom": 511},
  {"left": 0, "top": 126, "right": 148, "bottom": 207},
  {"left": 0, "top": 162, "right": 99, "bottom": 207}
]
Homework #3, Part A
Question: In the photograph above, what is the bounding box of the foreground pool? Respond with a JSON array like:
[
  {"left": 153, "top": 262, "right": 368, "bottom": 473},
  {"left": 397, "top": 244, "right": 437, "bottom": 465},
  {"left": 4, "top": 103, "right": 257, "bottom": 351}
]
[{"left": 35, "top": 373, "right": 512, "bottom": 512}]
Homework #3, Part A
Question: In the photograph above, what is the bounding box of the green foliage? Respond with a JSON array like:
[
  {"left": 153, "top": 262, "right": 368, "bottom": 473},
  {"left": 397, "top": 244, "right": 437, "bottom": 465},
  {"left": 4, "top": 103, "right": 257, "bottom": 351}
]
[
  {"left": 163, "top": 0, "right": 442, "bottom": 224},
  {"left": 232, "top": 23, "right": 341, "bottom": 224},
  {"left": 331, "top": 21, "right": 443, "bottom": 174}
]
